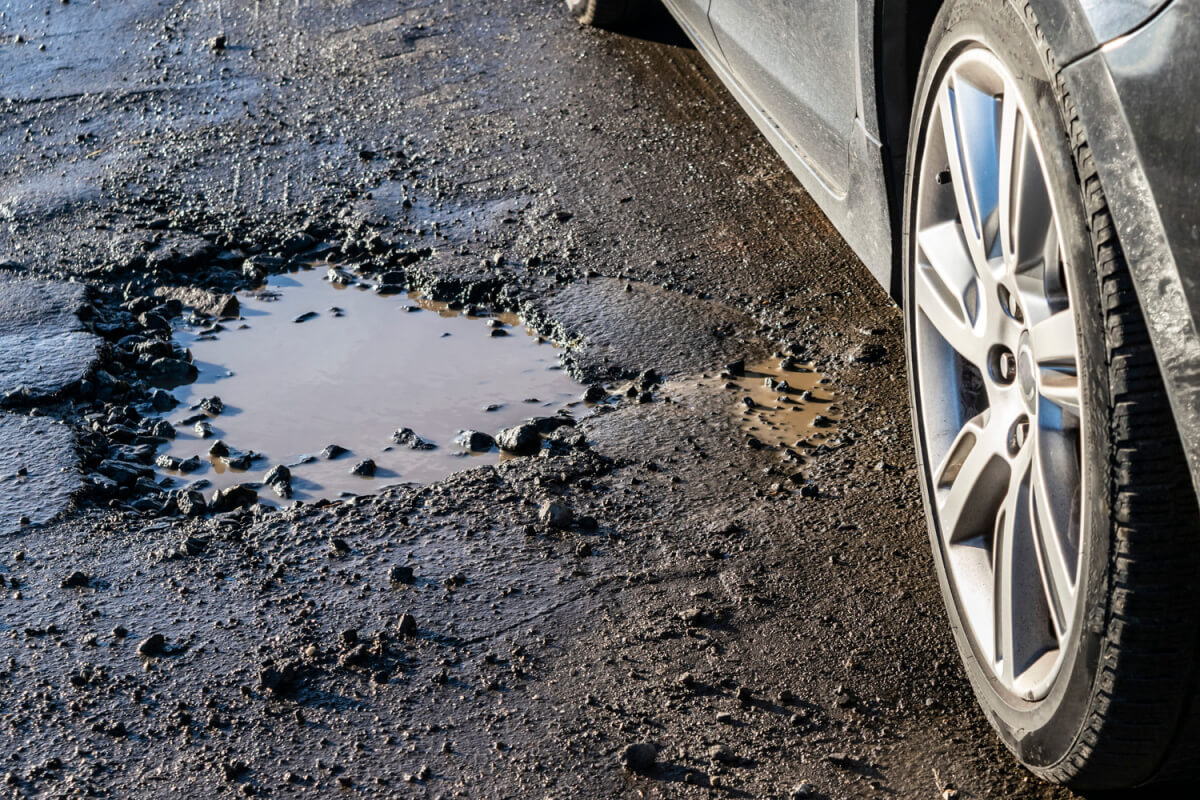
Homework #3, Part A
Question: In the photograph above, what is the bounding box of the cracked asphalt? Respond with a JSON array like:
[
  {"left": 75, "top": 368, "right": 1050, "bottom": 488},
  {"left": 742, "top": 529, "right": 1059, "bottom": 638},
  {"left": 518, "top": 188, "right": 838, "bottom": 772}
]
[{"left": 0, "top": 1, "right": 1105, "bottom": 797}]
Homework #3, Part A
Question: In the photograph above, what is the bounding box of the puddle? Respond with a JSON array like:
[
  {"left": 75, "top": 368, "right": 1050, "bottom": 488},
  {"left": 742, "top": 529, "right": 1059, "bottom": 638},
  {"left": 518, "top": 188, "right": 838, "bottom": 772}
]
[
  {"left": 724, "top": 358, "right": 841, "bottom": 457},
  {"left": 153, "top": 268, "right": 582, "bottom": 504}
]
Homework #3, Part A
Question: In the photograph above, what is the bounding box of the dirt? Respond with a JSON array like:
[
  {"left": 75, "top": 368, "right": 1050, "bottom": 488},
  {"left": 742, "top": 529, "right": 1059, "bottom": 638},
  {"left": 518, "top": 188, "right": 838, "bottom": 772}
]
[{"left": 0, "top": 0, "right": 1121, "bottom": 797}]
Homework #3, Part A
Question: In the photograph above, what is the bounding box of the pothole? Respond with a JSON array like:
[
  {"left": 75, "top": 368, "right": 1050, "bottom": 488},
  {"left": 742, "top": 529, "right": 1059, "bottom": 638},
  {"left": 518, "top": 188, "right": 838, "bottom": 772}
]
[
  {"left": 723, "top": 357, "right": 842, "bottom": 460},
  {"left": 151, "top": 267, "right": 583, "bottom": 504}
]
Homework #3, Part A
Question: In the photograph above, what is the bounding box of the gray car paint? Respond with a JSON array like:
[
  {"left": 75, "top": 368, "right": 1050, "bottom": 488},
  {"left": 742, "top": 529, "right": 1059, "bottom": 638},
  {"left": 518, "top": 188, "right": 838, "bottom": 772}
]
[{"left": 708, "top": 0, "right": 858, "bottom": 194}]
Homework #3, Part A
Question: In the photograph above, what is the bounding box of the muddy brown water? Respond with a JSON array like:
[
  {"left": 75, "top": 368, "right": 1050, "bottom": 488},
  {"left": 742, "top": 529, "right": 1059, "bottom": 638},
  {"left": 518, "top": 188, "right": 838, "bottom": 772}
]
[
  {"left": 727, "top": 357, "right": 841, "bottom": 457},
  {"left": 153, "top": 268, "right": 582, "bottom": 503}
]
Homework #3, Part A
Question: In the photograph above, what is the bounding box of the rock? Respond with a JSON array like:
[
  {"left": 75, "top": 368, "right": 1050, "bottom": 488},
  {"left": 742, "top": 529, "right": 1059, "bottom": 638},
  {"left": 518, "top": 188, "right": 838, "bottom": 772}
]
[
  {"left": 178, "top": 455, "right": 202, "bottom": 473},
  {"left": 60, "top": 571, "right": 90, "bottom": 589},
  {"left": 155, "top": 454, "right": 181, "bottom": 470},
  {"left": 148, "top": 357, "right": 197, "bottom": 387},
  {"left": 209, "top": 33, "right": 226, "bottom": 50},
  {"left": 350, "top": 459, "right": 376, "bottom": 477},
  {"left": 137, "top": 633, "right": 167, "bottom": 657},
  {"left": 620, "top": 742, "right": 657, "bottom": 773},
  {"left": 264, "top": 464, "right": 292, "bottom": 498},
  {"left": 789, "top": 782, "right": 816, "bottom": 799},
  {"left": 258, "top": 660, "right": 300, "bottom": 696},
  {"left": 392, "top": 427, "right": 436, "bottom": 450},
  {"left": 454, "top": 430, "right": 495, "bottom": 451},
  {"left": 708, "top": 744, "right": 736, "bottom": 764},
  {"left": 293, "top": 311, "right": 318, "bottom": 323},
  {"left": 220, "top": 450, "right": 253, "bottom": 470},
  {"left": 175, "top": 490, "right": 207, "bottom": 517},
  {"left": 149, "top": 389, "right": 176, "bottom": 411},
  {"left": 582, "top": 385, "right": 608, "bottom": 403},
  {"left": 96, "top": 459, "right": 152, "bottom": 487},
  {"left": 147, "top": 419, "right": 175, "bottom": 439},
  {"left": 153, "top": 287, "right": 239, "bottom": 318},
  {"left": 208, "top": 440, "right": 230, "bottom": 457},
  {"left": 320, "top": 444, "right": 348, "bottom": 459},
  {"left": 538, "top": 500, "right": 573, "bottom": 529},
  {"left": 396, "top": 613, "right": 417, "bottom": 637},
  {"left": 210, "top": 484, "right": 257, "bottom": 512},
  {"left": 388, "top": 565, "right": 415, "bottom": 584},
  {"left": 496, "top": 423, "right": 540, "bottom": 455},
  {"left": 532, "top": 415, "right": 574, "bottom": 434},
  {"left": 193, "top": 420, "right": 213, "bottom": 438},
  {"left": 199, "top": 396, "right": 224, "bottom": 415}
]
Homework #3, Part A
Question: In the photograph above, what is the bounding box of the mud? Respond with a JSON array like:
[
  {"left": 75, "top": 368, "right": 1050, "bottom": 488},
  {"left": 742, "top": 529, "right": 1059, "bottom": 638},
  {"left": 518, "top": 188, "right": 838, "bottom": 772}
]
[{"left": 0, "top": 0, "right": 1113, "bottom": 798}]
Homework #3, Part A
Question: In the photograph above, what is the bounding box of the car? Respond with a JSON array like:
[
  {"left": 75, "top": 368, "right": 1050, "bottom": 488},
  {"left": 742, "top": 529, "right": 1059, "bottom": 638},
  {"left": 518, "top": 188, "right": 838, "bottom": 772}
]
[{"left": 566, "top": 0, "right": 1200, "bottom": 789}]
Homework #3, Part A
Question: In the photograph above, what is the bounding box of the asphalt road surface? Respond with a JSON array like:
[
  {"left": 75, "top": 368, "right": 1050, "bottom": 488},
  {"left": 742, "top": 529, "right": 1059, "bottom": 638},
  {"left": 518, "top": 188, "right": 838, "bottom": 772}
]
[{"left": 0, "top": 1, "right": 1122, "bottom": 797}]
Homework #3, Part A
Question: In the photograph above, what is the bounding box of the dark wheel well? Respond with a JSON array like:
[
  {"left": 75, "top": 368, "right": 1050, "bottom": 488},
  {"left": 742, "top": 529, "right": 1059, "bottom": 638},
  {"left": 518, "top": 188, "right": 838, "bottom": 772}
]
[{"left": 878, "top": 0, "right": 943, "bottom": 298}]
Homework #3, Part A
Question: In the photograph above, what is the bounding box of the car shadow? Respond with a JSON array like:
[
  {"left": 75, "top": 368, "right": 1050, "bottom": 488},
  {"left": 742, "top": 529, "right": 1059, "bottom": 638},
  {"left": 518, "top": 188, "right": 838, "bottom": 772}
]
[{"left": 605, "top": 1, "right": 693, "bottom": 49}]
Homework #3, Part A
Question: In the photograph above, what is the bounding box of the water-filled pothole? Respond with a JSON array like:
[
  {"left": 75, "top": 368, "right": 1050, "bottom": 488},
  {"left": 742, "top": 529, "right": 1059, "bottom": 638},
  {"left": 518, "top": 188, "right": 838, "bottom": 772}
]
[
  {"left": 153, "top": 268, "right": 582, "bottom": 504},
  {"left": 725, "top": 357, "right": 841, "bottom": 458}
]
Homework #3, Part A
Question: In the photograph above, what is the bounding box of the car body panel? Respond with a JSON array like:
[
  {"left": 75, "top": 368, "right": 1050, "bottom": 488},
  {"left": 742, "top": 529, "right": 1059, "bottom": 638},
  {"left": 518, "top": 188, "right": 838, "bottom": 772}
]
[
  {"left": 658, "top": 0, "right": 896, "bottom": 288},
  {"left": 1062, "top": 0, "right": 1200, "bottom": 493},
  {"left": 708, "top": 0, "right": 858, "bottom": 193}
]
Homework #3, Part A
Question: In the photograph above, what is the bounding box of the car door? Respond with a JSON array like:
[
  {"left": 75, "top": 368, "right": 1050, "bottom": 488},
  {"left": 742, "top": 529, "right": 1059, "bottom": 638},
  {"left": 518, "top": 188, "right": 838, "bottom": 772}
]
[{"left": 707, "top": 0, "right": 857, "bottom": 196}]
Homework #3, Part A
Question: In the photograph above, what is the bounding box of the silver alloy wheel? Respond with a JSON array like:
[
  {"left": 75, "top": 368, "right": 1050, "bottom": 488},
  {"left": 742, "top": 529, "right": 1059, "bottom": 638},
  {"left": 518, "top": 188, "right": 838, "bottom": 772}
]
[{"left": 913, "top": 47, "right": 1084, "bottom": 701}]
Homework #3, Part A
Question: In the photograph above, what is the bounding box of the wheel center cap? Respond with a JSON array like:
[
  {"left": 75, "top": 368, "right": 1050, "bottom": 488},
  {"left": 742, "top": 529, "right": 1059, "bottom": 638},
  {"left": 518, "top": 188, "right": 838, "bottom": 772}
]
[{"left": 1017, "top": 335, "right": 1037, "bottom": 410}]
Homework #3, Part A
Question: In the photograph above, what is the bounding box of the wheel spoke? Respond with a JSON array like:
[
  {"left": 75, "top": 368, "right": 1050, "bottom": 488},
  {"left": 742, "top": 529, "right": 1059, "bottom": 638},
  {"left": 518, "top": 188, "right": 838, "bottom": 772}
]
[
  {"left": 1031, "top": 446, "right": 1077, "bottom": 638},
  {"left": 992, "top": 450, "right": 1039, "bottom": 690},
  {"left": 1031, "top": 310, "right": 1081, "bottom": 415},
  {"left": 933, "top": 413, "right": 1010, "bottom": 544},
  {"left": 915, "top": 221, "right": 988, "bottom": 367},
  {"left": 937, "top": 80, "right": 997, "bottom": 267},
  {"left": 998, "top": 87, "right": 1054, "bottom": 273}
]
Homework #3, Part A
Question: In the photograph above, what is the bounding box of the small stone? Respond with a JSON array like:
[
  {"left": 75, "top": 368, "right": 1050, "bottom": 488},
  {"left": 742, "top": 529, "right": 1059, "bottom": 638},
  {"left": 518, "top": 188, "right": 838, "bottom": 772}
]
[
  {"left": 392, "top": 427, "right": 436, "bottom": 450},
  {"left": 293, "top": 311, "right": 318, "bottom": 323},
  {"left": 208, "top": 439, "right": 230, "bottom": 457},
  {"left": 199, "top": 396, "right": 224, "bottom": 415},
  {"left": 209, "top": 33, "right": 226, "bottom": 50},
  {"left": 396, "top": 613, "right": 417, "bottom": 637},
  {"left": 708, "top": 744, "right": 735, "bottom": 764},
  {"left": 210, "top": 484, "right": 257, "bottom": 512},
  {"left": 320, "top": 444, "right": 348, "bottom": 459},
  {"left": 60, "top": 571, "right": 90, "bottom": 589},
  {"left": 137, "top": 633, "right": 166, "bottom": 657},
  {"left": 350, "top": 459, "right": 376, "bottom": 477},
  {"left": 193, "top": 420, "right": 213, "bottom": 438},
  {"left": 619, "top": 742, "right": 657, "bottom": 773},
  {"left": 496, "top": 423, "right": 540, "bottom": 455},
  {"left": 790, "top": 781, "right": 816, "bottom": 799},
  {"left": 582, "top": 385, "right": 608, "bottom": 403},
  {"left": 388, "top": 565, "right": 415, "bottom": 584},
  {"left": 538, "top": 500, "right": 573, "bottom": 529},
  {"left": 454, "top": 430, "right": 495, "bottom": 451}
]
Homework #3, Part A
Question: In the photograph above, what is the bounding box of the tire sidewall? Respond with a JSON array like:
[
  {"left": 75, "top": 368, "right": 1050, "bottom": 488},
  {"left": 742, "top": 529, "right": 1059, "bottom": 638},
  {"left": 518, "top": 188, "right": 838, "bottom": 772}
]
[{"left": 902, "top": 0, "right": 1112, "bottom": 771}]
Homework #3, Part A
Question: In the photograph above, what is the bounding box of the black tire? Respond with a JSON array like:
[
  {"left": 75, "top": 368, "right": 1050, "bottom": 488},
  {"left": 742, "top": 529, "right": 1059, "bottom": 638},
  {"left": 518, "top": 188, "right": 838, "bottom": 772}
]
[
  {"left": 565, "top": 0, "right": 640, "bottom": 28},
  {"left": 903, "top": 0, "right": 1200, "bottom": 789}
]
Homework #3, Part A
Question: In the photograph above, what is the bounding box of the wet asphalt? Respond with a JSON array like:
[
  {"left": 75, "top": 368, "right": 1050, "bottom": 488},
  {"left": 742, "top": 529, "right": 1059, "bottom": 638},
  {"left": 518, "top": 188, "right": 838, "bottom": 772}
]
[{"left": 0, "top": 1, "right": 1124, "bottom": 797}]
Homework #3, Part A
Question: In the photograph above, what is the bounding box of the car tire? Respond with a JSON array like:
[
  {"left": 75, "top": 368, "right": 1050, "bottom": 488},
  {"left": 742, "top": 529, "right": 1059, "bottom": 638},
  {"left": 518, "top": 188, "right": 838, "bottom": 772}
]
[
  {"left": 903, "top": 0, "right": 1200, "bottom": 788},
  {"left": 564, "top": 0, "right": 640, "bottom": 28}
]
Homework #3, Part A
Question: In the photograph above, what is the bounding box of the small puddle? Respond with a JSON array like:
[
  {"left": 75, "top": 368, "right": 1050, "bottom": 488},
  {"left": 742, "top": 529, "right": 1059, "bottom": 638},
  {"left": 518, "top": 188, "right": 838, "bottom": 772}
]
[
  {"left": 153, "top": 268, "right": 582, "bottom": 504},
  {"left": 724, "top": 358, "right": 841, "bottom": 457}
]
